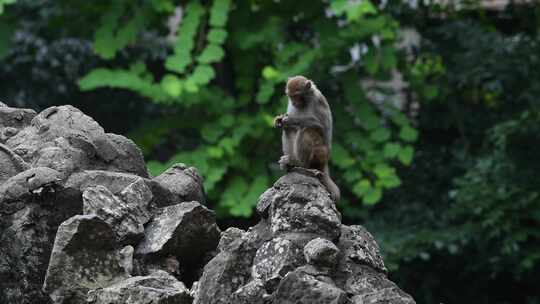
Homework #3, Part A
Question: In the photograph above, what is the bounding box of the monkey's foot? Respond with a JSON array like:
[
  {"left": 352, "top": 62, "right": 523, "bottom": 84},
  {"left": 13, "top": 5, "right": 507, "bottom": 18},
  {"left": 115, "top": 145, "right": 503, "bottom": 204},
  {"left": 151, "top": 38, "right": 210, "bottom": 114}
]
[
  {"left": 279, "top": 155, "right": 292, "bottom": 171},
  {"left": 290, "top": 167, "right": 323, "bottom": 178}
]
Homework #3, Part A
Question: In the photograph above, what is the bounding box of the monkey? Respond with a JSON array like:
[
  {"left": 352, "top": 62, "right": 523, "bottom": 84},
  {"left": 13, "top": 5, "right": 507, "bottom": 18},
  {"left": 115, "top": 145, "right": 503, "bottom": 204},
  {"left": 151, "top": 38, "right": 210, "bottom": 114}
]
[{"left": 274, "top": 75, "right": 340, "bottom": 202}]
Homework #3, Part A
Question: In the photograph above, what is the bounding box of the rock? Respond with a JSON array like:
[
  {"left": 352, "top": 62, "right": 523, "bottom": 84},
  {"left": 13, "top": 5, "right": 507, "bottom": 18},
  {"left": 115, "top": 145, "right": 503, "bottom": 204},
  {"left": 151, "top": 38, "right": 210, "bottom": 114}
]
[
  {"left": 262, "top": 172, "right": 342, "bottom": 240},
  {"left": 152, "top": 163, "right": 206, "bottom": 205},
  {"left": 0, "top": 106, "right": 36, "bottom": 128},
  {"left": 194, "top": 221, "right": 270, "bottom": 304},
  {"left": 4, "top": 105, "right": 148, "bottom": 177},
  {"left": 87, "top": 270, "right": 192, "bottom": 304},
  {"left": 0, "top": 143, "right": 29, "bottom": 184},
  {"left": 230, "top": 279, "right": 268, "bottom": 304},
  {"left": 218, "top": 227, "right": 246, "bottom": 253},
  {"left": 304, "top": 237, "right": 340, "bottom": 267},
  {"left": 337, "top": 225, "right": 387, "bottom": 274},
  {"left": 83, "top": 185, "right": 150, "bottom": 244},
  {"left": 136, "top": 202, "right": 219, "bottom": 259},
  {"left": 345, "top": 266, "right": 416, "bottom": 304},
  {"left": 273, "top": 268, "right": 348, "bottom": 304},
  {"left": 252, "top": 237, "right": 304, "bottom": 292},
  {"left": 136, "top": 202, "right": 220, "bottom": 282},
  {"left": 0, "top": 167, "right": 62, "bottom": 204},
  {"left": 42, "top": 215, "right": 131, "bottom": 304}
]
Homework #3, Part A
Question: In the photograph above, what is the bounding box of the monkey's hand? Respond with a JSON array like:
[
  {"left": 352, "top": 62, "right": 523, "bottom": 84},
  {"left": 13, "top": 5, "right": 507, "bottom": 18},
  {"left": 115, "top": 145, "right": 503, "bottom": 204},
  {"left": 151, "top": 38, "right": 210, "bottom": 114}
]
[{"left": 274, "top": 114, "right": 287, "bottom": 129}]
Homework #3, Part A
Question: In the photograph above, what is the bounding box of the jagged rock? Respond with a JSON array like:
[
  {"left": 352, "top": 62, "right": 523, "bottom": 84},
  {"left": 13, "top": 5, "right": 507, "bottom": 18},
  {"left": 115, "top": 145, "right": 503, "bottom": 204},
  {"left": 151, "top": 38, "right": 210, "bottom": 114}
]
[
  {"left": 304, "top": 237, "right": 340, "bottom": 267},
  {"left": 273, "top": 268, "right": 348, "bottom": 304},
  {"left": 0, "top": 106, "right": 36, "bottom": 128},
  {"left": 0, "top": 143, "right": 29, "bottom": 184},
  {"left": 87, "top": 270, "right": 192, "bottom": 304},
  {"left": 258, "top": 172, "right": 342, "bottom": 240},
  {"left": 43, "top": 215, "right": 131, "bottom": 304},
  {"left": 136, "top": 201, "right": 219, "bottom": 282},
  {"left": 344, "top": 265, "right": 416, "bottom": 304},
  {"left": 218, "top": 227, "right": 246, "bottom": 252},
  {"left": 0, "top": 166, "right": 82, "bottom": 304},
  {"left": 137, "top": 202, "right": 219, "bottom": 259},
  {"left": 337, "top": 225, "right": 387, "bottom": 274},
  {"left": 230, "top": 279, "right": 269, "bottom": 304},
  {"left": 4, "top": 105, "right": 147, "bottom": 177},
  {"left": 194, "top": 221, "right": 270, "bottom": 304},
  {"left": 0, "top": 167, "right": 62, "bottom": 204},
  {"left": 152, "top": 163, "right": 206, "bottom": 205},
  {"left": 83, "top": 185, "right": 150, "bottom": 244},
  {"left": 252, "top": 237, "right": 304, "bottom": 292}
]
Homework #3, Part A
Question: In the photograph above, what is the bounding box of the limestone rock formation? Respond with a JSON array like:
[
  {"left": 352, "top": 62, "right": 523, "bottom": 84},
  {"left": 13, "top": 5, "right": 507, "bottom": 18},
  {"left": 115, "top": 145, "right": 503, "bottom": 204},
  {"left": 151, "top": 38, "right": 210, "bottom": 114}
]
[
  {"left": 0, "top": 104, "right": 215, "bottom": 304},
  {"left": 193, "top": 172, "right": 416, "bottom": 304},
  {"left": 0, "top": 103, "right": 415, "bottom": 304}
]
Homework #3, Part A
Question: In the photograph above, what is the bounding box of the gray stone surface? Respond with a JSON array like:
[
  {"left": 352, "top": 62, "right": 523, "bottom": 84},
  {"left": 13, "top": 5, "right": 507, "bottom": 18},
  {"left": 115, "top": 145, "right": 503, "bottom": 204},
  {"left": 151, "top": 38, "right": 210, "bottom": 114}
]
[
  {"left": 43, "top": 215, "right": 131, "bottom": 304},
  {"left": 0, "top": 143, "right": 29, "bottom": 184},
  {"left": 136, "top": 202, "right": 219, "bottom": 260},
  {"left": 83, "top": 185, "right": 150, "bottom": 244},
  {"left": 304, "top": 237, "right": 340, "bottom": 267},
  {"left": 4, "top": 105, "right": 148, "bottom": 177},
  {"left": 252, "top": 237, "right": 304, "bottom": 292},
  {"left": 259, "top": 172, "right": 342, "bottom": 240},
  {"left": 152, "top": 163, "right": 206, "bottom": 205},
  {"left": 87, "top": 270, "right": 192, "bottom": 304},
  {"left": 273, "top": 268, "right": 348, "bottom": 304}
]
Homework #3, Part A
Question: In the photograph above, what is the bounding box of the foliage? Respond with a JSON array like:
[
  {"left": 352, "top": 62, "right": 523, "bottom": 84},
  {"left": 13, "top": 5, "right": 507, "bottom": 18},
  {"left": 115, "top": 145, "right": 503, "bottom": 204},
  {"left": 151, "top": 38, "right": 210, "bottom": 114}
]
[{"left": 72, "top": 0, "right": 424, "bottom": 217}]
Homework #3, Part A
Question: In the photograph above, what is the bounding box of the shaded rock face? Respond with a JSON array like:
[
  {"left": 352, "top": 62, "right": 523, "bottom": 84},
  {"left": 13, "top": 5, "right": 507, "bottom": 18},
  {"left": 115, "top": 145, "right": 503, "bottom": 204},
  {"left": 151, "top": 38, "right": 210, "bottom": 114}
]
[
  {"left": 194, "top": 172, "right": 416, "bottom": 304},
  {"left": 1, "top": 104, "right": 415, "bottom": 304},
  {"left": 0, "top": 104, "right": 215, "bottom": 304}
]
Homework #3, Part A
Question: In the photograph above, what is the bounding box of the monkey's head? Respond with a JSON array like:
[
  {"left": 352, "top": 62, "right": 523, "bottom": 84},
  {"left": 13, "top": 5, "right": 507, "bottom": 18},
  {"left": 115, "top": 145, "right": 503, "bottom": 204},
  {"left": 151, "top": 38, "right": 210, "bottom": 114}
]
[{"left": 286, "top": 75, "right": 312, "bottom": 108}]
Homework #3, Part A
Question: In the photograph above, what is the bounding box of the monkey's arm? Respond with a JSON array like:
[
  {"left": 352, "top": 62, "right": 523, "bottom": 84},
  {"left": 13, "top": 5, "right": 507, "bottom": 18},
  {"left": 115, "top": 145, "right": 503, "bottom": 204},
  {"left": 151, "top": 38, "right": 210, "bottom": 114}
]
[{"left": 282, "top": 115, "right": 324, "bottom": 133}]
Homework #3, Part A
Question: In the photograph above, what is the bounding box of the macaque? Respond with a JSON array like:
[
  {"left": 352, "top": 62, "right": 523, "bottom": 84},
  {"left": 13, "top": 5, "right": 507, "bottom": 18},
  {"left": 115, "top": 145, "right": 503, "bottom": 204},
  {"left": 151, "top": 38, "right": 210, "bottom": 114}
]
[{"left": 274, "top": 75, "right": 340, "bottom": 202}]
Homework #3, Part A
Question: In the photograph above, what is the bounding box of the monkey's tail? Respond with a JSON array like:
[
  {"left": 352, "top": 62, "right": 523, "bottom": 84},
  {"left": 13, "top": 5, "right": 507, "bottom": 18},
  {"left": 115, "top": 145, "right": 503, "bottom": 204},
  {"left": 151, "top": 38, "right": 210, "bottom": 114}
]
[{"left": 320, "top": 173, "right": 340, "bottom": 203}]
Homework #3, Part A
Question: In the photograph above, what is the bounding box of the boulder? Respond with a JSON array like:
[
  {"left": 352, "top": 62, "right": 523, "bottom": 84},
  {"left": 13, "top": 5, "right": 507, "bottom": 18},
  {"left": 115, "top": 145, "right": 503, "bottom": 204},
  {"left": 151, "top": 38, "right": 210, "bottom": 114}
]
[
  {"left": 251, "top": 237, "right": 304, "bottom": 292},
  {"left": 42, "top": 215, "right": 131, "bottom": 304},
  {"left": 87, "top": 270, "right": 192, "bottom": 304},
  {"left": 83, "top": 185, "right": 150, "bottom": 244},
  {"left": 258, "top": 172, "right": 342, "bottom": 241},
  {"left": 152, "top": 163, "right": 206, "bottom": 205},
  {"left": 273, "top": 268, "right": 348, "bottom": 304},
  {"left": 304, "top": 237, "right": 340, "bottom": 267}
]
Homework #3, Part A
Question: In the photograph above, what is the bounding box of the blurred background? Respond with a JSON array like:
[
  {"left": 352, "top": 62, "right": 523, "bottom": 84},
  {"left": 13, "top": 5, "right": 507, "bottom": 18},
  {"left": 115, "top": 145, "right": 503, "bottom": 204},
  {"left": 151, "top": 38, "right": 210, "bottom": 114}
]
[{"left": 0, "top": 0, "right": 539, "bottom": 302}]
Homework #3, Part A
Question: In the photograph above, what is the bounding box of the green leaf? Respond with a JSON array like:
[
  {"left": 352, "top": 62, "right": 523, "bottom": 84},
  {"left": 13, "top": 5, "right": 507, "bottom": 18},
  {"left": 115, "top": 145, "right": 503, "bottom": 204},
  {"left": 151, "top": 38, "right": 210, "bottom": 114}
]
[
  {"left": 191, "top": 65, "right": 215, "bottom": 85},
  {"left": 353, "top": 179, "right": 371, "bottom": 197},
  {"left": 347, "top": 1, "right": 377, "bottom": 22},
  {"left": 370, "top": 128, "right": 390, "bottom": 142},
  {"left": 381, "top": 45, "right": 397, "bottom": 70},
  {"left": 383, "top": 142, "right": 400, "bottom": 158},
  {"left": 256, "top": 81, "right": 275, "bottom": 104},
  {"left": 79, "top": 67, "right": 169, "bottom": 102},
  {"left": 209, "top": 0, "right": 231, "bottom": 27},
  {"left": 184, "top": 78, "right": 199, "bottom": 93},
  {"left": 160, "top": 74, "right": 183, "bottom": 97},
  {"left": 332, "top": 143, "right": 356, "bottom": 168},
  {"left": 197, "top": 44, "right": 225, "bottom": 64},
  {"left": 0, "top": 0, "right": 16, "bottom": 15},
  {"left": 262, "top": 66, "right": 281, "bottom": 80},
  {"left": 363, "top": 187, "right": 382, "bottom": 205},
  {"left": 330, "top": 0, "right": 348, "bottom": 15},
  {"left": 364, "top": 48, "right": 379, "bottom": 75},
  {"left": 207, "top": 28, "right": 228, "bottom": 44},
  {"left": 398, "top": 145, "right": 414, "bottom": 165},
  {"left": 399, "top": 126, "right": 419, "bottom": 142}
]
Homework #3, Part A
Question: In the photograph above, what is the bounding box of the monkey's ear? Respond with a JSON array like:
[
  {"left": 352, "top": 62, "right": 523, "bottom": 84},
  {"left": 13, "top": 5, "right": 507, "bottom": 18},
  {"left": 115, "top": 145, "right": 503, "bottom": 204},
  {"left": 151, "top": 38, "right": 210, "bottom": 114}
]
[{"left": 305, "top": 80, "right": 312, "bottom": 90}]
